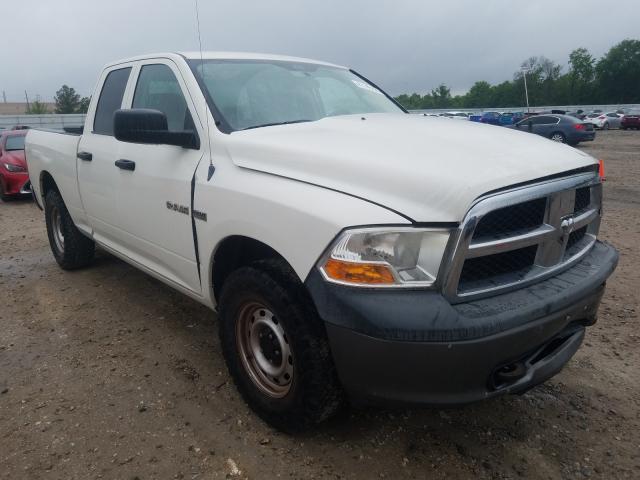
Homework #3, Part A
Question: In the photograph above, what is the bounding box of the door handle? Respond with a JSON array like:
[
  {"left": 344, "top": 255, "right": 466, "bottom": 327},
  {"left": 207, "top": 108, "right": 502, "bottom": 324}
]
[
  {"left": 115, "top": 159, "right": 135, "bottom": 171},
  {"left": 77, "top": 151, "right": 93, "bottom": 161}
]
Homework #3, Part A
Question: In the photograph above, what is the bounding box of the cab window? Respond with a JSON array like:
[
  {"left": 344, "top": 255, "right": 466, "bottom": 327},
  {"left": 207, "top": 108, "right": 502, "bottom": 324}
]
[
  {"left": 132, "top": 64, "right": 195, "bottom": 132},
  {"left": 93, "top": 67, "right": 132, "bottom": 135}
]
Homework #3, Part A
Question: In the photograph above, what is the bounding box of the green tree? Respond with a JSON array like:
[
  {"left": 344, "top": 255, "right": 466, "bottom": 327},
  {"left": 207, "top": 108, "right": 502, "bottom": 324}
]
[
  {"left": 491, "top": 81, "right": 519, "bottom": 107},
  {"left": 26, "top": 98, "right": 50, "bottom": 114},
  {"left": 78, "top": 96, "right": 91, "bottom": 114},
  {"left": 568, "top": 48, "right": 595, "bottom": 103},
  {"left": 54, "top": 85, "right": 81, "bottom": 114},
  {"left": 595, "top": 39, "right": 640, "bottom": 103},
  {"left": 464, "top": 81, "right": 493, "bottom": 107},
  {"left": 431, "top": 84, "right": 451, "bottom": 108}
]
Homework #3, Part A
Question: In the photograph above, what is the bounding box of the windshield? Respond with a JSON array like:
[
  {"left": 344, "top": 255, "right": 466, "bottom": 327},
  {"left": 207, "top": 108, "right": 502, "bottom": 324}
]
[
  {"left": 5, "top": 135, "right": 25, "bottom": 151},
  {"left": 189, "top": 59, "right": 403, "bottom": 132}
]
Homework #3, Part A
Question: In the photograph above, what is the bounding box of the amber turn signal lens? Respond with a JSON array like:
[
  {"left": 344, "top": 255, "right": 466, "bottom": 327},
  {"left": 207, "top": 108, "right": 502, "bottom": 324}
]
[{"left": 323, "top": 258, "right": 395, "bottom": 285}]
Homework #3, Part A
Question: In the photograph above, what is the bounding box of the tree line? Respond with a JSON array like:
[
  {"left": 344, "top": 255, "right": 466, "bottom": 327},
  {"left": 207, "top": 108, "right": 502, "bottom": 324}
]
[
  {"left": 394, "top": 39, "right": 640, "bottom": 110},
  {"left": 25, "top": 85, "right": 90, "bottom": 114}
]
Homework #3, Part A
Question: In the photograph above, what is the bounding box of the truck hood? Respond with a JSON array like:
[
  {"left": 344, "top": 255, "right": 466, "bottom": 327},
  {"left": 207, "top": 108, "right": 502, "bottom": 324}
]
[{"left": 225, "top": 113, "right": 596, "bottom": 222}]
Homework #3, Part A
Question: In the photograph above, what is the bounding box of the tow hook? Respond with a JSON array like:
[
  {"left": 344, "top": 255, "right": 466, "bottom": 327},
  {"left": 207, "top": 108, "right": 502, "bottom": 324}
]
[{"left": 493, "top": 362, "right": 527, "bottom": 386}]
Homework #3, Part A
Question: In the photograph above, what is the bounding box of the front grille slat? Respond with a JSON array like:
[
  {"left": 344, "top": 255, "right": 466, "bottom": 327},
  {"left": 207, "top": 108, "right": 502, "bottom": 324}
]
[
  {"left": 472, "top": 197, "right": 546, "bottom": 240},
  {"left": 574, "top": 187, "right": 591, "bottom": 213},
  {"left": 449, "top": 178, "right": 601, "bottom": 299},
  {"left": 459, "top": 245, "right": 538, "bottom": 291}
]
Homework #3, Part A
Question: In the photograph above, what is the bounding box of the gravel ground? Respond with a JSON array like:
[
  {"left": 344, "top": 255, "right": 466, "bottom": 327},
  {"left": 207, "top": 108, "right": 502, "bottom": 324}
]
[{"left": 1, "top": 130, "right": 639, "bottom": 479}]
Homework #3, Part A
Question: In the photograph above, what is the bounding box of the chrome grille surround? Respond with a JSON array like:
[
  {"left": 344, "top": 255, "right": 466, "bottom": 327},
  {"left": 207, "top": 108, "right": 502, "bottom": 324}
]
[{"left": 443, "top": 171, "right": 602, "bottom": 303}]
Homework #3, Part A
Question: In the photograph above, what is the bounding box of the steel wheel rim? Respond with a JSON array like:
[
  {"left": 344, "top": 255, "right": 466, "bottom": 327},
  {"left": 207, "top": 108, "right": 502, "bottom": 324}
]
[
  {"left": 551, "top": 133, "right": 564, "bottom": 142},
  {"left": 236, "top": 302, "right": 294, "bottom": 398},
  {"left": 51, "top": 206, "right": 65, "bottom": 253}
]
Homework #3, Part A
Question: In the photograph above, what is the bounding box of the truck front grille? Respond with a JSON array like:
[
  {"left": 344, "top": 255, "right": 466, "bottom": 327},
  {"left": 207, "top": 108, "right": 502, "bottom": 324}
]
[{"left": 444, "top": 172, "right": 602, "bottom": 302}]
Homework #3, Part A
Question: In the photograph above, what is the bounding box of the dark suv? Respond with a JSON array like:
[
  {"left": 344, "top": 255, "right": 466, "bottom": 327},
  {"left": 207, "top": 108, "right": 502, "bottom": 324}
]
[{"left": 509, "top": 114, "right": 595, "bottom": 146}]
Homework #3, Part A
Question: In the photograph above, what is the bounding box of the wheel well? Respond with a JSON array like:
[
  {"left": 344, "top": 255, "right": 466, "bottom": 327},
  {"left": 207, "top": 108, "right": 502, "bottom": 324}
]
[
  {"left": 40, "top": 171, "right": 59, "bottom": 197},
  {"left": 212, "top": 236, "right": 291, "bottom": 302}
]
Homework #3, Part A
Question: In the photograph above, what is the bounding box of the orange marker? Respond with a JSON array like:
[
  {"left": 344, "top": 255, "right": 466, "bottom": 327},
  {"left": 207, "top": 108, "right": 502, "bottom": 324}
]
[{"left": 599, "top": 159, "right": 606, "bottom": 181}]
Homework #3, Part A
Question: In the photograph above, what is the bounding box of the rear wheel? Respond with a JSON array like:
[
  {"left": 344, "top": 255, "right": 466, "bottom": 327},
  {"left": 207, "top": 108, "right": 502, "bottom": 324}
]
[
  {"left": 45, "top": 190, "right": 95, "bottom": 269},
  {"left": 218, "top": 259, "right": 344, "bottom": 431},
  {"left": 550, "top": 132, "right": 566, "bottom": 143}
]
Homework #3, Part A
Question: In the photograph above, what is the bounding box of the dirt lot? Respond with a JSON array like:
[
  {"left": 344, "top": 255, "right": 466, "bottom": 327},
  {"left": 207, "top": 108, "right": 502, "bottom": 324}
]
[{"left": 1, "top": 130, "right": 639, "bottom": 479}]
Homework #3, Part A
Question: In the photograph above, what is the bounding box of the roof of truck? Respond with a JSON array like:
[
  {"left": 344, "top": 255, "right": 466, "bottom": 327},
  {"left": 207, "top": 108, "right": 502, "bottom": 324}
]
[{"left": 106, "top": 52, "right": 345, "bottom": 69}]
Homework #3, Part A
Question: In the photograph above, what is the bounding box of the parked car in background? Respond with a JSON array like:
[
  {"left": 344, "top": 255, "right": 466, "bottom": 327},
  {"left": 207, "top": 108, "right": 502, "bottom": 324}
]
[
  {"left": 509, "top": 114, "right": 595, "bottom": 145},
  {"left": 621, "top": 109, "right": 640, "bottom": 130},
  {"left": 445, "top": 111, "right": 470, "bottom": 120},
  {"left": 480, "top": 111, "right": 501, "bottom": 125},
  {"left": 0, "top": 130, "right": 30, "bottom": 200},
  {"left": 584, "top": 112, "right": 622, "bottom": 130},
  {"left": 498, "top": 112, "right": 525, "bottom": 126}
]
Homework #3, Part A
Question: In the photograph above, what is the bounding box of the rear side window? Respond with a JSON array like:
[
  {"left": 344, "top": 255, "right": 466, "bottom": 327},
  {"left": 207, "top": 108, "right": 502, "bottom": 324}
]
[
  {"left": 531, "top": 115, "right": 556, "bottom": 125},
  {"left": 132, "top": 64, "right": 194, "bottom": 132},
  {"left": 93, "top": 67, "right": 132, "bottom": 135}
]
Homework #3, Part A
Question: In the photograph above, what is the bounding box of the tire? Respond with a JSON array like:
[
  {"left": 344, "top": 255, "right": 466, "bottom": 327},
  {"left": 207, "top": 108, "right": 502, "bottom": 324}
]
[
  {"left": 45, "top": 189, "right": 95, "bottom": 270},
  {"left": 218, "top": 259, "right": 344, "bottom": 431},
  {"left": 621, "top": 127, "right": 627, "bottom": 130},
  {"left": 603, "top": 122, "right": 609, "bottom": 130},
  {"left": 550, "top": 132, "right": 566, "bottom": 143}
]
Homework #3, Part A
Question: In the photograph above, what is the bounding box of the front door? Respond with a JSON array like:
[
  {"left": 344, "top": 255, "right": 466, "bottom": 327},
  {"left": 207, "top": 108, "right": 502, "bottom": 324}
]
[{"left": 113, "top": 60, "right": 205, "bottom": 294}]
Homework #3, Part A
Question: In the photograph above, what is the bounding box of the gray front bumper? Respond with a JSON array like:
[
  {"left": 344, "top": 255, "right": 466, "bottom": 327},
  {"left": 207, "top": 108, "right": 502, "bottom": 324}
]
[{"left": 305, "top": 241, "right": 618, "bottom": 406}]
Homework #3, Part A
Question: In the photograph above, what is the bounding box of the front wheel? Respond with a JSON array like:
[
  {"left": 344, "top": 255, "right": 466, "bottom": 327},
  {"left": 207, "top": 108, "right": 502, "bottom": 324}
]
[
  {"left": 550, "top": 132, "right": 566, "bottom": 143},
  {"left": 218, "top": 259, "right": 344, "bottom": 431},
  {"left": 45, "top": 190, "right": 95, "bottom": 269},
  {"left": 603, "top": 122, "right": 610, "bottom": 130}
]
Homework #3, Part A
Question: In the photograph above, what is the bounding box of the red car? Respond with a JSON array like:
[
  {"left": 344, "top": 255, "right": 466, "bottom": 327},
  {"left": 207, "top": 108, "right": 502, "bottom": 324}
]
[
  {"left": 621, "top": 110, "right": 640, "bottom": 130},
  {"left": 0, "top": 130, "right": 31, "bottom": 200}
]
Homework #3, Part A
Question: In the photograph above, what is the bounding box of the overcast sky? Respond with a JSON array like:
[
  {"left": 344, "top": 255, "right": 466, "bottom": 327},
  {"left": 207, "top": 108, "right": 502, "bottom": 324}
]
[{"left": 2, "top": 0, "right": 639, "bottom": 102}]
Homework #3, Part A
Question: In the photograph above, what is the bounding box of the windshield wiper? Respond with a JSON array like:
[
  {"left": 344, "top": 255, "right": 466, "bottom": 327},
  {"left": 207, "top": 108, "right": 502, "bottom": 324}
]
[{"left": 242, "top": 119, "right": 313, "bottom": 131}]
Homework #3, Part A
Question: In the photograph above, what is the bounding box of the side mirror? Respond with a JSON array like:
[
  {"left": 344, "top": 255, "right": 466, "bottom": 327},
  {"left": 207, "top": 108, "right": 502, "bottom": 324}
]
[{"left": 113, "top": 109, "right": 199, "bottom": 149}]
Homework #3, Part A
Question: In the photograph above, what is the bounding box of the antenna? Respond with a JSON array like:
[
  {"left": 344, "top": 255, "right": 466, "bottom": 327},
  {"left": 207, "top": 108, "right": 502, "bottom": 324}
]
[{"left": 194, "top": 0, "right": 215, "bottom": 181}]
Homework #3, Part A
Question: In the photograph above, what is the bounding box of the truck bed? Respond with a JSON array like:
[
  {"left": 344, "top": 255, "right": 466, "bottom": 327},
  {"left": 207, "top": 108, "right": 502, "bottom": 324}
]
[{"left": 25, "top": 129, "right": 88, "bottom": 231}]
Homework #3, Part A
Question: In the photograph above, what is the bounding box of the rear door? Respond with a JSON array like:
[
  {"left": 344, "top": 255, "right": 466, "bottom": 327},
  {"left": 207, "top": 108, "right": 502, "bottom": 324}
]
[
  {"left": 77, "top": 65, "right": 135, "bottom": 247},
  {"left": 531, "top": 115, "right": 556, "bottom": 136},
  {"left": 113, "top": 60, "right": 205, "bottom": 294},
  {"left": 606, "top": 112, "right": 621, "bottom": 128}
]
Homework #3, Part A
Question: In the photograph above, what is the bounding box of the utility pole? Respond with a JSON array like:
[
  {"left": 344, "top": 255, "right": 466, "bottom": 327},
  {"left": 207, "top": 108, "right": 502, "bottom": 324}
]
[
  {"left": 2, "top": 90, "right": 6, "bottom": 103},
  {"left": 521, "top": 68, "right": 530, "bottom": 113},
  {"left": 24, "top": 90, "right": 30, "bottom": 111}
]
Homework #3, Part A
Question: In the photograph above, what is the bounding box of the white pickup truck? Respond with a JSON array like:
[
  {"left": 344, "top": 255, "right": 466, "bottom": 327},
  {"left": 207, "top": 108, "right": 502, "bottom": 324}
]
[{"left": 26, "top": 52, "right": 618, "bottom": 431}]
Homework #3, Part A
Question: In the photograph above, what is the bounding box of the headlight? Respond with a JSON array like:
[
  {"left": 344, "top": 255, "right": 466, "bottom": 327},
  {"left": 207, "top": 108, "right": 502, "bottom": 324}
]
[
  {"left": 3, "top": 163, "right": 26, "bottom": 173},
  {"left": 318, "top": 227, "right": 451, "bottom": 287}
]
